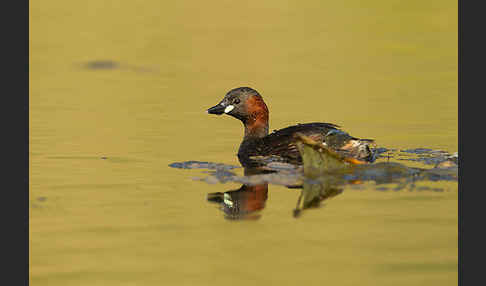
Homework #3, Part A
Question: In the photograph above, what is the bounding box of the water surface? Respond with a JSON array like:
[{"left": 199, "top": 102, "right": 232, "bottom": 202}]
[{"left": 30, "top": 1, "right": 457, "bottom": 285}]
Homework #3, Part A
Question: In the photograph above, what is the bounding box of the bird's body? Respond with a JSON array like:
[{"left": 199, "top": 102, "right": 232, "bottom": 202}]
[{"left": 207, "top": 87, "right": 376, "bottom": 168}]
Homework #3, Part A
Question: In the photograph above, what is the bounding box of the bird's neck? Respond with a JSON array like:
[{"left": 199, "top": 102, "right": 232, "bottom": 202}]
[{"left": 243, "top": 112, "right": 269, "bottom": 140}]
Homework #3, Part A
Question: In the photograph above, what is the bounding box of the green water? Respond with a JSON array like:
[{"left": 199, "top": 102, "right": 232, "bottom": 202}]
[{"left": 30, "top": 0, "right": 457, "bottom": 285}]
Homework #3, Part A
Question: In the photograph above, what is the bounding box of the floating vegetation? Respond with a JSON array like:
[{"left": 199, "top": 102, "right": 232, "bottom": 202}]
[
  {"left": 169, "top": 136, "right": 458, "bottom": 219},
  {"left": 169, "top": 161, "right": 240, "bottom": 171},
  {"left": 169, "top": 150, "right": 457, "bottom": 189},
  {"left": 294, "top": 133, "right": 457, "bottom": 183},
  {"left": 397, "top": 148, "right": 458, "bottom": 167}
]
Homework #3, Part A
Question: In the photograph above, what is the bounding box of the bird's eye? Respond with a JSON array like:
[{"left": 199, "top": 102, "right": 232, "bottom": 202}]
[{"left": 234, "top": 98, "right": 240, "bottom": 104}]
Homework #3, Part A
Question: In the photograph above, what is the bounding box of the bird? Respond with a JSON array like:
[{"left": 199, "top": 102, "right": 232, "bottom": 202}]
[{"left": 207, "top": 87, "right": 376, "bottom": 168}]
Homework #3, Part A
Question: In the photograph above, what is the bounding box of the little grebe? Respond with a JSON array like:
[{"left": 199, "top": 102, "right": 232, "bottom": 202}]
[{"left": 207, "top": 87, "right": 376, "bottom": 167}]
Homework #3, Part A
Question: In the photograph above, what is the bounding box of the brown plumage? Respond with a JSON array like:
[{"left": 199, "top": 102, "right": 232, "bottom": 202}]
[{"left": 207, "top": 87, "right": 376, "bottom": 168}]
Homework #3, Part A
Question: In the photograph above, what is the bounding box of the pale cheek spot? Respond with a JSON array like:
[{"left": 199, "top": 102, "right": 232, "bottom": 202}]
[
  {"left": 223, "top": 193, "right": 233, "bottom": 207},
  {"left": 224, "top": 105, "right": 234, "bottom": 113}
]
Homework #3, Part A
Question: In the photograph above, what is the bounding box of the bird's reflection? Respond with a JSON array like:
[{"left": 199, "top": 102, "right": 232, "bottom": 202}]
[
  {"left": 207, "top": 168, "right": 269, "bottom": 220},
  {"left": 207, "top": 182, "right": 268, "bottom": 220},
  {"left": 206, "top": 167, "right": 343, "bottom": 220}
]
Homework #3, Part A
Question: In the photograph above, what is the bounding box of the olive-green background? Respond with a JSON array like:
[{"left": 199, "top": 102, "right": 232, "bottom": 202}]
[{"left": 30, "top": 1, "right": 457, "bottom": 285}]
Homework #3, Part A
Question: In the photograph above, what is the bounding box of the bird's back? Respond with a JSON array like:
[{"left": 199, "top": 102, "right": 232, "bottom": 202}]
[{"left": 238, "top": 122, "right": 368, "bottom": 167}]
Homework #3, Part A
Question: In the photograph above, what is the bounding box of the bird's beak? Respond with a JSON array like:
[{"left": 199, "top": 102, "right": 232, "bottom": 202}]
[
  {"left": 207, "top": 102, "right": 235, "bottom": 115},
  {"left": 206, "top": 103, "right": 226, "bottom": 115}
]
